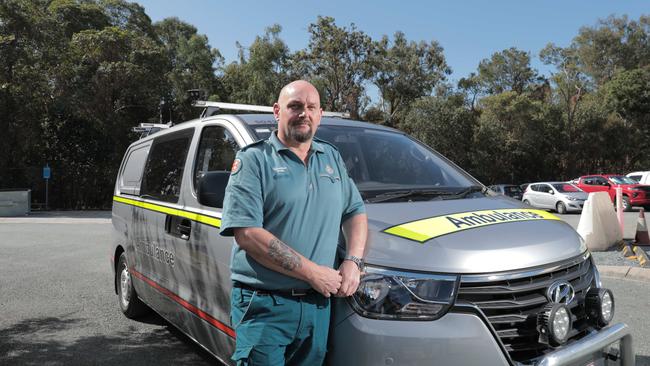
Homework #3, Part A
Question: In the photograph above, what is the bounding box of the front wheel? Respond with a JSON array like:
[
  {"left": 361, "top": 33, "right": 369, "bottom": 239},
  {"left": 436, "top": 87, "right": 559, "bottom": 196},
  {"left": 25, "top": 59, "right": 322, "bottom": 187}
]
[
  {"left": 116, "top": 252, "right": 150, "bottom": 318},
  {"left": 523, "top": 199, "right": 531, "bottom": 206},
  {"left": 616, "top": 196, "right": 632, "bottom": 212},
  {"left": 556, "top": 202, "right": 567, "bottom": 214},
  {"left": 622, "top": 196, "right": 632, "bottom": 212}
]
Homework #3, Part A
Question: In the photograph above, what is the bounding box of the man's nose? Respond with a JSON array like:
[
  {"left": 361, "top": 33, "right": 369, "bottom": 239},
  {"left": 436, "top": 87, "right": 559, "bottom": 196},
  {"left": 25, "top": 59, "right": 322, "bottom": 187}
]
[{"left": 298, "top": 110, "right": 306, "bottom": 117}]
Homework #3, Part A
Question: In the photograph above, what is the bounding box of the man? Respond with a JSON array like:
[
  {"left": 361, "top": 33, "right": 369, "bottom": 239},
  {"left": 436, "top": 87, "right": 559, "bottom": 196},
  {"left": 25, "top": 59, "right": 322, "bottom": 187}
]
[{"left": 220, "top": 80, "right": 368, "bottom": 365}]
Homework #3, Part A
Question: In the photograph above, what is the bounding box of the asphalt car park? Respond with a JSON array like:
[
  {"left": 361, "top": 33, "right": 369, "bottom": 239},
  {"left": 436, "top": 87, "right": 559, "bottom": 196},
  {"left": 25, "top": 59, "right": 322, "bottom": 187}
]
[{"left": 1, "top": 211, "right": 649, "bottom": 365}]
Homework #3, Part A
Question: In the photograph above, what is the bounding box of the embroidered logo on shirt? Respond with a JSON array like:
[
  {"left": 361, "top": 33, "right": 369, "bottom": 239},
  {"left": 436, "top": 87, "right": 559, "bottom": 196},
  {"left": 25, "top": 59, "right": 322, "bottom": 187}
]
[
  {"left": 325, "top": 165, "right": 334, "bottom": 175},
  {"left": 272, "top": 166, "right": 288, "bottom": 174},
  {"left": 231, "top": 159, "right": 242, "bottom": 174}
]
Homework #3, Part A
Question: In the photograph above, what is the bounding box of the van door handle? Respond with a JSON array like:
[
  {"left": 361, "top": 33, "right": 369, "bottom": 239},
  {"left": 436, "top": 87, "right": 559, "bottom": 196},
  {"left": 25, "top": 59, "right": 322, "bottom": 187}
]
[{"left": 177, "top": 219, "right": 191, "bottom": 240}]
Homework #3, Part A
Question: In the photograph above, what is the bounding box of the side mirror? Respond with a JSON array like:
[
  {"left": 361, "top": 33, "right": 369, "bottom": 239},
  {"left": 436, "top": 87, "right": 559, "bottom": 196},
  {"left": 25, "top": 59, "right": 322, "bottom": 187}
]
[
  {"left": 197, "top": 171, "right": 231, "bottom": 208},
  {"left": 548, "top": 190, "right": 554, "bottom": 194}
]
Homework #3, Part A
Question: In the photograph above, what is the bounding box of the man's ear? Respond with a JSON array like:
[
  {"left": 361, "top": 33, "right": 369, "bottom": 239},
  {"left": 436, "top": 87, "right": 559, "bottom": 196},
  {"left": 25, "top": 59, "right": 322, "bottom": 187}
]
[{"left": 273, "top": 103, "right": 280, "bottom": 121}]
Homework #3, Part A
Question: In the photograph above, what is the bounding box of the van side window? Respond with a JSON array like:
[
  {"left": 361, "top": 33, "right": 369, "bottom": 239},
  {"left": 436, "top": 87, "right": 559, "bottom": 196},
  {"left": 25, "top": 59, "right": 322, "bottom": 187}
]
[
  {"left": 141, "top": 129, "right": 194, "bottom": 203},
  {"left": 193, "top": 126, "right": 239, "bottom": 191},
  {"left": 629, "top": 175, "right": 641, "bottom": 182},
  {"left": 119, "top": 145, "right": 149, "bottom": 196}
]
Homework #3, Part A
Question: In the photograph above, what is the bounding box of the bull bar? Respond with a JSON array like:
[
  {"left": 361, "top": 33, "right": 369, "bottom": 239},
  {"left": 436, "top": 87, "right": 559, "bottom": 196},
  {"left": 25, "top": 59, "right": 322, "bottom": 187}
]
[{"left": 530, "top": 322, "right": 633, "bottom": 366}]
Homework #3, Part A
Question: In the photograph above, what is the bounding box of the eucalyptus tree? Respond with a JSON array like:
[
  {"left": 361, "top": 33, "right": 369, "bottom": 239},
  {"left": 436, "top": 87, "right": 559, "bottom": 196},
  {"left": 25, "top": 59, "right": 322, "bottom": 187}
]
[{"left": 370, "top": 31, "right": 450, "bottom": 125}]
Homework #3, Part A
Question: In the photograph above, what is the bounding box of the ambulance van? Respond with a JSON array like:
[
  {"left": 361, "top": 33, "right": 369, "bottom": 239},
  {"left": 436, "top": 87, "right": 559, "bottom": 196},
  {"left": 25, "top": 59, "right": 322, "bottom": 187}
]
[{"left": 111, "top": 102, "right": 633, "bottom": 365}]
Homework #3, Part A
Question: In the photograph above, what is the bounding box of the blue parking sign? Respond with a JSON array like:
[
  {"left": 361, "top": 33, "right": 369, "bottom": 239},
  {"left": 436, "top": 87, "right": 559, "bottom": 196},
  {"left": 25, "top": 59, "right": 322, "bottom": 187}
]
[{"left": 43, "top": 164, "right": 51, "bottom": 179}]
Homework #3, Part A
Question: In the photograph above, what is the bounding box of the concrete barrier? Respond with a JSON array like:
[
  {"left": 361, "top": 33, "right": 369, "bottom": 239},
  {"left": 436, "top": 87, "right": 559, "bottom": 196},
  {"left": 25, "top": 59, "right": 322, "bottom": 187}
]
[
  {"left": 0, "top": 190, "right": 31, "bottom": 216},
  {"left": 577, "top": 192, "right": 622, "bottom": 251}
]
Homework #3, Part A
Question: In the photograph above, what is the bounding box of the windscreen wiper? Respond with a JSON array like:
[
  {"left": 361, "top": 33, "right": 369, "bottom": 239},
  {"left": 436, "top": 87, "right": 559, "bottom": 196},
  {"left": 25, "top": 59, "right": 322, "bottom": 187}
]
[
  {"left": 366, "top": 186, "right": 486, "bottom": 204},
  {"left": 366, "top": 189, "right": 453, "bottom": 203},
  {"left": 438, "top": 185, "right": 487, "bottom": 200}
]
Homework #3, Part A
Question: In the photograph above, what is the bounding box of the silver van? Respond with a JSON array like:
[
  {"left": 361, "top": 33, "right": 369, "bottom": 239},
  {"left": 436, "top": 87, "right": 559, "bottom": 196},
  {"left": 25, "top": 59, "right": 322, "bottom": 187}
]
[{"left": 111, "top": 103, "right": 633, "bottom": 365}]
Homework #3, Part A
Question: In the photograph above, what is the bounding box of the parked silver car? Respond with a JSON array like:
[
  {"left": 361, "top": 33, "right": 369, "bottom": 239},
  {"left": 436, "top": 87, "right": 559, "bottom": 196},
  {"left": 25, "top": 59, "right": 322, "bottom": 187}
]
[
  {"left": 111, "top": 102, "right": 632, "bottom": 365},
  {"left": 522, "top": 182, "right": 588, "bottom": 214}
]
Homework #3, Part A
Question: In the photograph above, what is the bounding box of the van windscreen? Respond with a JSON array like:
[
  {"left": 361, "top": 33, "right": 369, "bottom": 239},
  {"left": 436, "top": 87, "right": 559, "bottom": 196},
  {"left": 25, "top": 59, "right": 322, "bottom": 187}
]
[{"left": 252, "top": 125, "right": 478, "bottom": 199}]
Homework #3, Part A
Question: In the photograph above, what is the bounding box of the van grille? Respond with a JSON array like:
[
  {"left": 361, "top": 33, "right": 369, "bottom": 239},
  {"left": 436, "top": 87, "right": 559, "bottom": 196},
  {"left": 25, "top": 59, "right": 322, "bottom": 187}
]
[{"left": 457, "top": 254, "right": 594, "bottom": 363}]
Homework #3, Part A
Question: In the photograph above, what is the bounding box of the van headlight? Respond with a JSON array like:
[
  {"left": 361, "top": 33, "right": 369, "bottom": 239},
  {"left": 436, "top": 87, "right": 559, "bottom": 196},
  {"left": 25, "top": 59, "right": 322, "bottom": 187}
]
[{"left": 350, "top": 265, "right": 459, "bottom": 320}]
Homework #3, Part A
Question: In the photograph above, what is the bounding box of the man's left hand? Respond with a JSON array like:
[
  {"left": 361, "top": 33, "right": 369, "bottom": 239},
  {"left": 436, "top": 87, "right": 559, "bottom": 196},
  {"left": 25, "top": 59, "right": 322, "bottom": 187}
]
[{"left": 335, "top": 260, "right": 361, "bottom": 297}]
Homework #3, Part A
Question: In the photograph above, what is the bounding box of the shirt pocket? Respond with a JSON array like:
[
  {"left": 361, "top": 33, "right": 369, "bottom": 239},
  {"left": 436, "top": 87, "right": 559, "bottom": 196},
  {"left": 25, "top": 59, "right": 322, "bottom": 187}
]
[{"left": 319, "top": 174, "right": 341, "bottom": 183}]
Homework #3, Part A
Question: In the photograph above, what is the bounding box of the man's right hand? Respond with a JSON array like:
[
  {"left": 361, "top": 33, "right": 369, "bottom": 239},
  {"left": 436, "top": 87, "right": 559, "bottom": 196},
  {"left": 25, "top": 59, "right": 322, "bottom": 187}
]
[{"left": 307, "top": 264, "right": 342, "bottom": 297}]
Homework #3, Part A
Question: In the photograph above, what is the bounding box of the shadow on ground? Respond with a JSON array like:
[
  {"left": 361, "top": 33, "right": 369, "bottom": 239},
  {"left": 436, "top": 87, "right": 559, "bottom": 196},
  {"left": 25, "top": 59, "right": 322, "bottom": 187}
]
[{"left": 0, "top": 314, "right": 218, "bottom": 365}]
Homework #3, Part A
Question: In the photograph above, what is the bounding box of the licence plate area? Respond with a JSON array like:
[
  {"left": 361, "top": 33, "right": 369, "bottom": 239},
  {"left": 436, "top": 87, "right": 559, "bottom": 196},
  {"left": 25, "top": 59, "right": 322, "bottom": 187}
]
[{"left": 568, "top": 345, "right": 619, "bottom": 366}]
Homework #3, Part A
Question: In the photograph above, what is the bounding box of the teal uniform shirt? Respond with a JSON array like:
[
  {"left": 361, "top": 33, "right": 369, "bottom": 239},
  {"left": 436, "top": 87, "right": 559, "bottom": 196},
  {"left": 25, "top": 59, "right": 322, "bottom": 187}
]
[{"left": 220, "top": 131, "right": 365, "bottom": 290}]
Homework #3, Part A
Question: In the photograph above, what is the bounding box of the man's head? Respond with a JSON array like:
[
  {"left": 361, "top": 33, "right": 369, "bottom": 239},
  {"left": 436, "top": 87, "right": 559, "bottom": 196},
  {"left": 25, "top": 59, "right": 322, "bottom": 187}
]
[{"left": 273, "top": 80, "right": 322, "bottom": 145}]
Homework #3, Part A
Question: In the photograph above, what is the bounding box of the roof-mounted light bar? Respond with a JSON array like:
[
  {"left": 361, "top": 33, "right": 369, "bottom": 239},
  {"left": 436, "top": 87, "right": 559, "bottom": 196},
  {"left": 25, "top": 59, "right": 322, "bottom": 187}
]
[
  {"left": 192, "top": 100, "right": 350, "bottom": 119},
  {"left": 132, "top": 122, "right": 172, "bottom": 138}
]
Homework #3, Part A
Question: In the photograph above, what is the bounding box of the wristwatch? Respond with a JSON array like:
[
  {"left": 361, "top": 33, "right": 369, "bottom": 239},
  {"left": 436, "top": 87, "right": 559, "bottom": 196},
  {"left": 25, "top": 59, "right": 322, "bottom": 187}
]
[{"left": 343, "top": 255, "right": 364, "bottom": 269}]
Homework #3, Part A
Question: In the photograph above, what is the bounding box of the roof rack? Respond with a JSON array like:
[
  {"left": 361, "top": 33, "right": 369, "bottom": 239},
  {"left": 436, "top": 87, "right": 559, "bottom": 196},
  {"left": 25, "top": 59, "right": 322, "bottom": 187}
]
[
  {"left": 132, "top": 122, "right": 172, "bottom": 138},
  {"left": 192, "top": 101, "right": 350, "bottom": 119}
]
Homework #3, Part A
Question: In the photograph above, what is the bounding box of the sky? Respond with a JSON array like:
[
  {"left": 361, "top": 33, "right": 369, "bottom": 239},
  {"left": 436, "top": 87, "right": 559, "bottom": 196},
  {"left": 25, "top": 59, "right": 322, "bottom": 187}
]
[{"left": 134, "top": 0, "right": 647, "bottom": 85}]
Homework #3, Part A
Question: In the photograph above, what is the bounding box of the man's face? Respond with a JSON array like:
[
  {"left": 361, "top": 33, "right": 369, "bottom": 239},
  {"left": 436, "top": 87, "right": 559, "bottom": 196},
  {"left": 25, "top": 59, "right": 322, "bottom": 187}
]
[{"left": 274, "top": 82, "right": 322, "bottom": 144}]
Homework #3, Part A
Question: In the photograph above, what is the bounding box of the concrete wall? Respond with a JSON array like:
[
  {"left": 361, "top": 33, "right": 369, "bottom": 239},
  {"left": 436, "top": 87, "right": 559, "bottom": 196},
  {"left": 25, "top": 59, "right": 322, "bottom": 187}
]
[{"left": 0, "top": 190, "right": 31, "bottom": 216}]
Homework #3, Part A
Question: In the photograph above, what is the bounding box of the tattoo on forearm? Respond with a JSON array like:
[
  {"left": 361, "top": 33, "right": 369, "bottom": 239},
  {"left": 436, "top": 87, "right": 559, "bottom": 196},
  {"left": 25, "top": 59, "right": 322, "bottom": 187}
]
[{"left": 268, "top": 238, "right": 302, "bottom": 271}]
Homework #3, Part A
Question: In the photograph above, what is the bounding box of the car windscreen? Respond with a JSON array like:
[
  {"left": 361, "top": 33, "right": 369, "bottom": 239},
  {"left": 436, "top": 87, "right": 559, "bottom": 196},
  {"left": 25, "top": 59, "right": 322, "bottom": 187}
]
[
  {"left": 252, "top": 125, "right": 478, "bottom": 199},
  {"left": 503, "top": 186, "right": 522, "bottom": 194},
  {"left": 609, "top": 176, "right": 638, "bottom": 185},
  {"left": 552, "top": 183, "right": 582, "bottom": 193}
]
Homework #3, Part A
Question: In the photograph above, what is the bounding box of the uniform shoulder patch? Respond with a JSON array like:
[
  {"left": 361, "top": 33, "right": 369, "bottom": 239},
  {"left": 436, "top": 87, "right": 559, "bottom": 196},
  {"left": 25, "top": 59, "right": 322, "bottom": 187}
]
[{"left": 231, "top": 159, "right": 242, "bottom": 175}]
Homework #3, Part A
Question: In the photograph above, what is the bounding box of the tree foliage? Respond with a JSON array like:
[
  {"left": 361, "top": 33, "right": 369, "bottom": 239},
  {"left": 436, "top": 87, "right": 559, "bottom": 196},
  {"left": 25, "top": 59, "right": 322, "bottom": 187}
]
[
  {"left": 476, "top": 47, "right": 538, "bottom": 94},
  {"left": 370, "top": 31, "right": 450, "bottom": 125},
  {"left": 221, "top": 25, "right": 291, "bottom": 106},
  {"left": 297, "top": 16, "right": 373, "bottom": 119},
  {"left": 1, "top": 4, "right": 649, "bottom": 208}
]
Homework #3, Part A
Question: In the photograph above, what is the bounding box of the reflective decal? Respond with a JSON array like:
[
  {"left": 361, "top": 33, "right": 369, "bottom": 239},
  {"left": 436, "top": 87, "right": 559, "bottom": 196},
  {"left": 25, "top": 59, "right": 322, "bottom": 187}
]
[
  {"left": 113, "top": 196, "right": 221, "bottom": 228},
  {"left": 383, "top": 209, "right": 561, "bottom": 243}
]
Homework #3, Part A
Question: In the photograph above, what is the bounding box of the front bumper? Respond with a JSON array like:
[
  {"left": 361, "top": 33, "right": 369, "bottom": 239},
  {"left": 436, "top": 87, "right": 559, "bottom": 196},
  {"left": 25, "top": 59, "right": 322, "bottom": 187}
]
[
  {"left": 529, "top": 323, "right": 634, "bottom": 366},
  {"left": 329, "top": 304, "right": 634, "bottom": 366},
  {"left": 628, "top": 196, "right": 650, "bottom": 206}
]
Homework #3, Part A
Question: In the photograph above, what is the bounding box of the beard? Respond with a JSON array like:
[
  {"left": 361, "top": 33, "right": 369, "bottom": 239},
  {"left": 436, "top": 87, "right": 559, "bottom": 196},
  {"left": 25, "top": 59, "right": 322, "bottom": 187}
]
[{"left": 287, "top": 120, "right": 313, "bottom": 143}]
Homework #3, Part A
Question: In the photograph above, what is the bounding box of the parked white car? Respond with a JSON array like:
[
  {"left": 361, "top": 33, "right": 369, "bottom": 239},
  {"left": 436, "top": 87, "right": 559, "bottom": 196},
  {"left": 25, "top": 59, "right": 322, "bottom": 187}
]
[
  {"left": 626, "top": 171, "right": 650, "bottom": 185},
  {"left": 522, "top": 182, "right": 588, "bottom": 214}
]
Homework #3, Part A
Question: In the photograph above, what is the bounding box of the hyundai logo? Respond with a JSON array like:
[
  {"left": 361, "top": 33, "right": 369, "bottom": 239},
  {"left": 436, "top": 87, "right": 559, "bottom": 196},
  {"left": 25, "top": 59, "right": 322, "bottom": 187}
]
[{"left": 547, "top": 281, "right": 575, "bottom": 305}]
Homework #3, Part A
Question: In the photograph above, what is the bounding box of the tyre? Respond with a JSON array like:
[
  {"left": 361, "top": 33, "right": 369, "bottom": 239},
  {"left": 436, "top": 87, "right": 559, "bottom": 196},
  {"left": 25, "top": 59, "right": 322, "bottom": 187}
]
[
  {"left": 622, "top": 196, "right": 632, "bottom": 212},
  {"left": 116, "top": 252, "right": 150, "bottom": 318},
  {"left": 556, "top": 202, "right": 567, "bottom": 214},
  {"left": 523, "top": 199, "right": 531, "bottom": 206}
]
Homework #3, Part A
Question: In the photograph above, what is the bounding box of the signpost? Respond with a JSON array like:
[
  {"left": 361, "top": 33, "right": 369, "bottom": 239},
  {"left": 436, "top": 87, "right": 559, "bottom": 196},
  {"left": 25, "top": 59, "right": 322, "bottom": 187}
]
[{"left": 43, "top": 164, "right": 51, "bottom": 210}]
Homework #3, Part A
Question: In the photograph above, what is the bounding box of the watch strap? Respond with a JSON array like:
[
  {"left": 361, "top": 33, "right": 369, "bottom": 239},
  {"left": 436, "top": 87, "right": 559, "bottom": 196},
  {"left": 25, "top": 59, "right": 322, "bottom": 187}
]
[{"left": 343, "top": 255, "right": 364, "bottom": 269}]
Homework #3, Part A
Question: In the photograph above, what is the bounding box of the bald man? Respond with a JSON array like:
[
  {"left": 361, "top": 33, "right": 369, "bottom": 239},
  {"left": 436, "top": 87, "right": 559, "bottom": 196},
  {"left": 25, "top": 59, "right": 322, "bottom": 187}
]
[{"left": 220, "top": 80, "right": 368, "bottom": 365}]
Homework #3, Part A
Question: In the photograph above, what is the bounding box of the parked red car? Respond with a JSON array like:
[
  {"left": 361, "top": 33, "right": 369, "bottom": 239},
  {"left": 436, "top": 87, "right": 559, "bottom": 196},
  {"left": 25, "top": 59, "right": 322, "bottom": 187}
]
[{"left": 575, "top": 174, "right": 650, "bottom": 211}]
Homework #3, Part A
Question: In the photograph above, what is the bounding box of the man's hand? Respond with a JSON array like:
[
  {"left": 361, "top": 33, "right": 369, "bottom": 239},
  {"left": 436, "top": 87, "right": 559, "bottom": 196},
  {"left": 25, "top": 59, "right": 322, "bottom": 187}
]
[
  {"left": 307, "top": 264, "right": 342, "bottom": 298},
  {"left": 335, "top": 260, "right": 361, "bottom": 297}
]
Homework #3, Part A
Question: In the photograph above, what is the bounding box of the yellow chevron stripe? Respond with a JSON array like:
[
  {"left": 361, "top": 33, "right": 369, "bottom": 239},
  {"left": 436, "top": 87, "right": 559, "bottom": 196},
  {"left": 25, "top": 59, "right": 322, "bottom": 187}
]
[
  {"left": 113, "top": 195, "right": 221, "bottom": 228},
  {"left": 383, "top": 209, "right": 561, "bottom": 243}
]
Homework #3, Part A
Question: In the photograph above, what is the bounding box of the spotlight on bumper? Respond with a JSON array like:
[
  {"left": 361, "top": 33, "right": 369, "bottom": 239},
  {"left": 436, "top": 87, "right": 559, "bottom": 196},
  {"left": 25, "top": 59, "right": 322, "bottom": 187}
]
[
  {"left": 586, "top": 288, "right": 615, "bottom": 328},
  {"left": 538, "top": 303, "right": 572, "bottom": 345}
]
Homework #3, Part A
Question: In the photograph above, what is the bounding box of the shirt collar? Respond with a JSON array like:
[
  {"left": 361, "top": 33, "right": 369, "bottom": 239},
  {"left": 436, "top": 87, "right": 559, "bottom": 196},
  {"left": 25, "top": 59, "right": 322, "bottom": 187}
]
[{"left": 269, "top": 131, "right": 324, "bottom": 153}]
